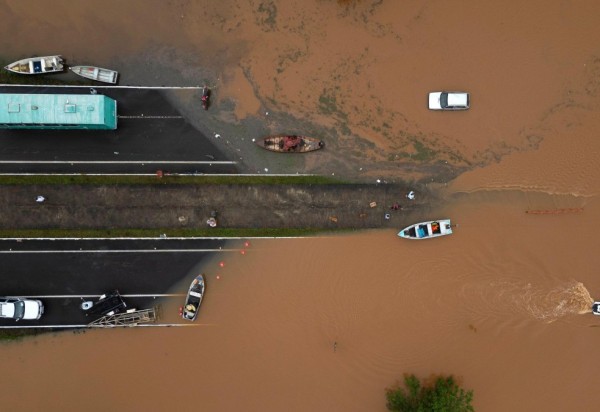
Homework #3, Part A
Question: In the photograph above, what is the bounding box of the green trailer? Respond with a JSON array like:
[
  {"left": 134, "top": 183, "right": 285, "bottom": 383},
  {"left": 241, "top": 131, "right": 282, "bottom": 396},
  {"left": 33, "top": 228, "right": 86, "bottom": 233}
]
[{"left": 0, "top": 93, "right": 117, "bottom": 130}]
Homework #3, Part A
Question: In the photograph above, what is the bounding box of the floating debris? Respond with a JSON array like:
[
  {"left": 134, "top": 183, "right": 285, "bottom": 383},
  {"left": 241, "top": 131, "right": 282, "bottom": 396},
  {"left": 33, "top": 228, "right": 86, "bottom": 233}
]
[{"left": 525, "top": 208, "right": 584, "bottom": 215}]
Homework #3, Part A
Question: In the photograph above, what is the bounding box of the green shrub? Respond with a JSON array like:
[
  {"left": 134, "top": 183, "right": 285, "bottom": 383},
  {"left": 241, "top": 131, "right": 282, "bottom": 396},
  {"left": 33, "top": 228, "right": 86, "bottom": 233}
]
[{"left": 386, "top": 374, "right": 474, "bottom": 412}]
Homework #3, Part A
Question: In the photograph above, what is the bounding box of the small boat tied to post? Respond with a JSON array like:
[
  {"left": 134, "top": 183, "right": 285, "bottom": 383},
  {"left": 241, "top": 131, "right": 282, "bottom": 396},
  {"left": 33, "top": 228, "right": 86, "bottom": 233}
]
[
  {"left": 5, "top": 55, "right": 64, "bottom": 74},
  {"left": 70, "top": 65, "right": 119, "bottom": 84}
]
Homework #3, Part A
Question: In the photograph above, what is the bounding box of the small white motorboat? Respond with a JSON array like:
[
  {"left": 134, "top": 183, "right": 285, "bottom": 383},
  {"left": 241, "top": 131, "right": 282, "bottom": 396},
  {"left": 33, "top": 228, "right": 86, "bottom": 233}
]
[
  {"left": 70, "top": 65, "right": 119, "bottom": 84},
  {"left": 5, "top": 55, "right": 64, "bottom": 74},
  {"left": 181, "top": 274, "right": 205, "bottom": 321},
  {"left": 592, "top": 302, "right": 600, "bottom": 315},
  {"left": 398, "top": 219, "right": 453, "bottom": 240}
]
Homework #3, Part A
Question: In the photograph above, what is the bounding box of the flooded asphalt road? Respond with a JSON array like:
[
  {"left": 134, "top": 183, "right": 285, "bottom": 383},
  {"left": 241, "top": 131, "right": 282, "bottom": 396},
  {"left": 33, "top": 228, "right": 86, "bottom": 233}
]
[
  {"left": 0, "top": 86, "right": 236, "bottom": 174},
  {"left": 0, "top": 238, "right": 234, "bottom": 327}
]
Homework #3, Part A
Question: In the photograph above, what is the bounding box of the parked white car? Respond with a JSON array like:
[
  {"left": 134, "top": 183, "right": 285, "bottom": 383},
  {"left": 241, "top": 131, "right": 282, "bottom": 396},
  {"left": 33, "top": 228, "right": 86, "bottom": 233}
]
[
  {"left": 0, "top": 297, "right": 44, "bottom": 320},
  {"left": 428, "top": 91, "right": 470, "bottom": 110}
]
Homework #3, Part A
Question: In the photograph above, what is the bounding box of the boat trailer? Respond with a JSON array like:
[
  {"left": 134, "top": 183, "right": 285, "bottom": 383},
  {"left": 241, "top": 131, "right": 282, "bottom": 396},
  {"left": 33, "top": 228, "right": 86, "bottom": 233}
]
[{"left": 87, "top": 306, "right": 159, "bottom": 327}]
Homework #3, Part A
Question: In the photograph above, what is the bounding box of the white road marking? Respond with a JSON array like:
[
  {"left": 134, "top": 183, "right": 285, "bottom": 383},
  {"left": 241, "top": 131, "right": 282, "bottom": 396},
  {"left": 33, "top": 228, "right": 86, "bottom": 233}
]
[
  {"left": 1, "top": 237, "right": 303, "bottom": 240},
  {"left": 0, "top": 237, "right": 314, "bottom": 242},
  {"left": 0, "top": 324, "right": 202, "bottom": 328},
  {"left": 0, "top": 236, "right": 317, "bottom": 241},
  {"left": 7, "top": 294, "right": 185, "bottom": 298},
  {"left": 118, "top": 115, "right": 184, "bottom": 119},
  {"left": 0, "top": 173, "right": 238, "bottom": 176},
  {"left": 0, "top": 160, "right": 236, "bottom": 164},
  {"left": 0, "top": 84, "right": 205, "bottom": 90},
  {"left": 0, "top": 249, "right": 241, "bottom": 253},
  {"left": 0, "top": 174, "right": 316, "bottom": 178}
]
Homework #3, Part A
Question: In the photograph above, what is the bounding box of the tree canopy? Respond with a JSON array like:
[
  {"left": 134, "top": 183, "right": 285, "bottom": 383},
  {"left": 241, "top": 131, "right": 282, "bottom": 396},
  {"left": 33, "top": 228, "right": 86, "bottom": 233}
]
[{"left": 386, "top": 374, "right": 474, "bottom": 412}]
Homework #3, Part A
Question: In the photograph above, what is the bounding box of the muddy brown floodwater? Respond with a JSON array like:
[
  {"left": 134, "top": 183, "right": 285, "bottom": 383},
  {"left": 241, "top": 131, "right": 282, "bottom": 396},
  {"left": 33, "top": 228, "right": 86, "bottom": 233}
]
[
  {"left": 2, "top": 198, "right": 600, "bottom": 411},
  {"left": 2, "top": 0, "right": 600, "bottom": 411}
]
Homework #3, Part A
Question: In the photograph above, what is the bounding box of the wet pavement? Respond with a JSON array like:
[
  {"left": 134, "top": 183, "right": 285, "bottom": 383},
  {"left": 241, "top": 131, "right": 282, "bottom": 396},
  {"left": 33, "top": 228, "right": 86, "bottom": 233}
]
[
  {"left": 0, "top": 86, "right": 235, "bottom": 174},
  {"left": 0, "top": 238, "right": 231, "bottom": 327}
]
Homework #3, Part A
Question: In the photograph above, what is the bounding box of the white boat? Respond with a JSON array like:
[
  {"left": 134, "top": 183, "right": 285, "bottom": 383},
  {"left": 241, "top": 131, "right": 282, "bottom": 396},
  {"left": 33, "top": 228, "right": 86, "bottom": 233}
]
[
  {"left": 5, "top": 55, "right": 64, "bottom": 74},
  {"left": 592, "top": 302, "right": 600, "bottom": 315},
  {"left": 181, "top": 274, "right": 205, "bottom": 321},
  {"left": 70, "top": 65, "right": 118, "bottom": 84},
  {"left": 398, "top": 219, "right": 453, "bottom": 240}
]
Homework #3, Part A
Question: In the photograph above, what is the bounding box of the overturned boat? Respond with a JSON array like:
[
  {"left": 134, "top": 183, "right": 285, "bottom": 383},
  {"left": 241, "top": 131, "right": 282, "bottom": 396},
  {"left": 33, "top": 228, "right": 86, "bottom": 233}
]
[
  {"left": 398, "top": 219, "right": 453, "bottom": 240},
  {"left": 5, "top": 55, "right": 64, "bottom": 74},
  {"left": 182, "top": 274, "right": 205, "bottom": 321},
  {"left": 257, "top": 135, "right": 324, "bottom": 153}
]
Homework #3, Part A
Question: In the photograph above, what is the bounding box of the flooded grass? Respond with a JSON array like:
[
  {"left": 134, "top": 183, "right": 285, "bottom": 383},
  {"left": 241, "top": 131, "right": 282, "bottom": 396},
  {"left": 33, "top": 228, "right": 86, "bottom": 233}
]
[{"left": 0, "top": 328, "right": 42, "bottom": 342}]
